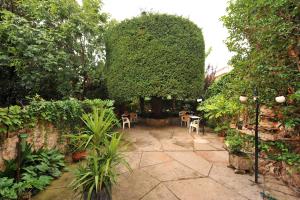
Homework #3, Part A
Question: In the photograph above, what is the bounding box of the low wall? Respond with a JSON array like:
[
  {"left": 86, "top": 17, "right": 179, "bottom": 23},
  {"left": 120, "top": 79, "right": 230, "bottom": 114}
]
[{"left": 0, "top": 122, "right": 65, "bottom": 171}]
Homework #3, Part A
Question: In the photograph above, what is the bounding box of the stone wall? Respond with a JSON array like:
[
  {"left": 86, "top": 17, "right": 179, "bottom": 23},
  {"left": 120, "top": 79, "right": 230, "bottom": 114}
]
[{"left": 0, "top": 121, "right": 65, "bottom": 171}]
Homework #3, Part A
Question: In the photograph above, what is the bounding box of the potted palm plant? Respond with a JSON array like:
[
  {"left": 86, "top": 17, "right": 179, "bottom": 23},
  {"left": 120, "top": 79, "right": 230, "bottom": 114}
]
[{"left": 71, "top": 107, "right": 129, "bottom": 200}]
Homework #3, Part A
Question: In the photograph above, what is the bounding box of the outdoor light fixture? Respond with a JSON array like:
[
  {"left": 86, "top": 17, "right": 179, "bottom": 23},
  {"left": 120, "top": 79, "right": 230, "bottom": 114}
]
[
  {"left": 239, "top": 88, "right": 285, "bottom": 184},
  {"left": 239, "top": 95, "right": 248, "bottom": 103},
  {"left": 275, "top": 96, "right": 286, "bottom": 103}
]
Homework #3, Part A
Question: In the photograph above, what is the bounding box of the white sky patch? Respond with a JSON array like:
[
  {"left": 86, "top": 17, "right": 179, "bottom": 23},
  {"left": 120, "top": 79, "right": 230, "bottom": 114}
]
[{"left": 78, "top": 0, "right": 233, "bottom": 69}]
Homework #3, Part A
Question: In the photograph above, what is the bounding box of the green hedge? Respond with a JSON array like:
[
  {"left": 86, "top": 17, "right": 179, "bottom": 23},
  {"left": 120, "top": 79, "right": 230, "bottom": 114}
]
[
  {"left": 0, "top": 97, "right": 114, "bottom": 134},
  {"left": 105, "top": 13, "right": 205, "bottom": 101}
]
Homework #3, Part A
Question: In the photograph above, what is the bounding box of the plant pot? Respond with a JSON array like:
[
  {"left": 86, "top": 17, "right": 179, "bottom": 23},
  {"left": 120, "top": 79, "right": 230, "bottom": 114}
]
[
  {"left": 239, "top": 96, "right": 248, "bottom": 103},
  {"left": 228, "top": 152, "right": 252, "bottom": 173},
  {"left": 83, "top": 188, "right": 111, "bottom": 200},
  {"left": 72, "top": 151, "right": 87, "bottom": 162},
  {"left": 275, "top": 96, "right": 286, "bottom": 103}
]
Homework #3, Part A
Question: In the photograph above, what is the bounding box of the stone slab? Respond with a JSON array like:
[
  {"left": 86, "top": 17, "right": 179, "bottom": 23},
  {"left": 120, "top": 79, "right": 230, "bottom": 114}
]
[
  {"left": 194, "top": 143, "right": 218, "bottom": 151},
  {"left": 165, "top": 178, "right": 248, "bottom": 200},
  {"left": 141, "top": 183, "right": 178, "bottom": 200},
  {"left": 113, "top": 169, "right": 160, "bottom": 200},
  {"left": 195, "top": 151, "right": 229, "bottom": 165},
  {"left": 143, "top": 161, "right": 201, "bottom": 181},
  {"left": 209, "top": 165, "right": 262, "bottom": 200},
  {"left": 161, "top": 138, "right": 193, "bottom": 151},
  {"left": 167, "top": 152, "right": 212, "bottom": 176},
  {"left": 117, "top": 152, "right": 142, "bottom": 173},
  {"left": 140, "top": 152, "right": 173, "bottom": 168}
]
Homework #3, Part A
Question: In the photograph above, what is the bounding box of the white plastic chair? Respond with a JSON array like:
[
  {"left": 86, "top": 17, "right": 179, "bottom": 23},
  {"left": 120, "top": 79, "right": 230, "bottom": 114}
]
[
  {"left": 189, "top": 119, "right": 200, "bottom": 134},
  {"left": 122, "top": 117, "right": 130, "bottom": 129}
]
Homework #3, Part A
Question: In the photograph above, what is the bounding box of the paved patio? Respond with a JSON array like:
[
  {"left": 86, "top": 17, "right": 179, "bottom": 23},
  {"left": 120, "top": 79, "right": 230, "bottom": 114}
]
[{"left": 33, "top": 125, "right": 299, "bottom": 200}]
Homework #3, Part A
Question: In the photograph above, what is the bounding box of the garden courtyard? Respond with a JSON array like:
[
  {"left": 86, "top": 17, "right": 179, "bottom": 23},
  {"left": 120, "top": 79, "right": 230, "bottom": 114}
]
[
  {"left": 32, "top": 126, "right": 298, "bottom": 200},
  {"left": 1, "top": 0, "right": 299, "bottom": 199}
]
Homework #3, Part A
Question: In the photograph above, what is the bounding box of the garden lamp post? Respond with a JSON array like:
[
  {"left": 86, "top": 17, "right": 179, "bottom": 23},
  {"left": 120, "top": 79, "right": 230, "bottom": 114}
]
[
  {"left": 239, "top": 88, "right": 260, "bottom": 183},
  {"left": 239, "top": 88, "right": 286, "bottom": 184}
]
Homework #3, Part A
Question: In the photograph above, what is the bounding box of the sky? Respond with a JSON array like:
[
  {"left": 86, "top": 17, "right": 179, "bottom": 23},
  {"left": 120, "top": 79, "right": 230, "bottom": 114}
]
[{"left": 79, "top": 0, "right": 233, "bottom": 69}]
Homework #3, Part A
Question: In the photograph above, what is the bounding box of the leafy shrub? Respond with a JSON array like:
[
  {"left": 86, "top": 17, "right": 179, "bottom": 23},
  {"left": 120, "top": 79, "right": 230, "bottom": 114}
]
[
  {"left": 0, "top": 177, "right": 19, "bottom": 199},
  {"left": 198, "top": 94, "right": 241, "bottom": 131},
  {"left": 225, "top": 129, "right": 254, "bottom": 154},
  {"left": 0, "top": 106, "right": 34, "bottom": 134},
  {"left": 225, "top": 129, "right": 244, "bottom": 153},
  {"left": 260, "top": 141, "right": 300, "bottom": 166},
  {"left": 0, "top": 97, "right": 115, "bottom": 135},
  {"left": 0, "top": 144, "right": 65, "bottom": 199}
]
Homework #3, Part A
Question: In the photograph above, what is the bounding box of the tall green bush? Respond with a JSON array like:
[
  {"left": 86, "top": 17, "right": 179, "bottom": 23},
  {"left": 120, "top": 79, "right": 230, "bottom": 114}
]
[{"left": 105, "top": 13, "right": 205, "bottom": 113}]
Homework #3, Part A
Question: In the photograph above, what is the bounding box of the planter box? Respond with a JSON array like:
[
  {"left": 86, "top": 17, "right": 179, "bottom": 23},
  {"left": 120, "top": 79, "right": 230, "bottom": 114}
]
[
  {"left": 144, "top": 118, "right": 170, "bottom": 127},
  {"left": 228, "top": 153, "right": 252, "bottom": 174}
]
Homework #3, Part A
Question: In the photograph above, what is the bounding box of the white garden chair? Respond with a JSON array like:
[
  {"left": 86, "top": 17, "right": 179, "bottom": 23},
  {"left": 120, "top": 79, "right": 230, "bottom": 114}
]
[
  {"left": 189, "top": 119, "right": 200, "bottom": 134},
  {"left": 122, "top": 117, "right": 130, "bottom": 129}
]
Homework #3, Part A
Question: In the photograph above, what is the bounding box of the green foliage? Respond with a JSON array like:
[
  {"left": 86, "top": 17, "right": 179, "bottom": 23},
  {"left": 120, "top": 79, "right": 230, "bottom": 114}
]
[
  {"left": 0, "top": 144, "right": 65, "bottom": 199},
  {"left": 220, "top": 0, "right": 300, "bottom": 132},
  {"left": 105, "top": 13, "right": 205, "bottom": 101},
  {"left": 71, "top": 134, "right": 128, "bottom": 199},
  {"left": 0, "top": 97, "right": 115, "bottom": 134},
  {"left": 71, "top": 107, "right": 128, "bottom": 199},
  {"left": 260, "top": 141, "right": 300, "bottom": 166},
  {"left": 225, "top": 129, "right": 254, "bottom": 154},
  {"left": 67, "top": 106, "right": 119, "bottom": 153},
  {"left": 0, "top": 0, "right": 108, "bottom": 104},
  {"left": 205, "top": 70, "right": 244, "bottom": 99},
  {"left": 23, "top": 147, "right": 65, "bottom": 178},
  {"left": 0, "top": 105, "right": 34, "bottom": 133},
  {"left": 198, "top": 94, "right": 241, "bottom": 131},
  {"left": 225, "top": 129, "right": 244, "bottom": 153},
  {"left": 0, "top": 177, "right": 18, "bottom": 199},
  {"left": 221, "top": 0, "right": 299, "bottom": 103}
]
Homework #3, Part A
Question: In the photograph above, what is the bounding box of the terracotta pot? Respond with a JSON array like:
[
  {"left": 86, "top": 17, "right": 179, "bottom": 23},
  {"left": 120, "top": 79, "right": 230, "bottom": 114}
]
[{"left": 72, "top": 151, "right": 87, "bottom": 162}]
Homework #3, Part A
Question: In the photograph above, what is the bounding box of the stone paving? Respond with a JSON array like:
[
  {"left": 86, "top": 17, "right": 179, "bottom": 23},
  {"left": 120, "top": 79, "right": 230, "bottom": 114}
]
[
  {"left": 113, "top": 125, "right": 299, "bottom": 200},
  {"left": 33, "top": 125, "right": 299, "bottom": 200}
]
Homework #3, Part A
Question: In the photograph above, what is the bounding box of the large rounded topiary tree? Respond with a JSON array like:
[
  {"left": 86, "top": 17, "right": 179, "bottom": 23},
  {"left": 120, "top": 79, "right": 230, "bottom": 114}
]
[{"left": 105, "top": 13, "right": 205, "bottom": 116}]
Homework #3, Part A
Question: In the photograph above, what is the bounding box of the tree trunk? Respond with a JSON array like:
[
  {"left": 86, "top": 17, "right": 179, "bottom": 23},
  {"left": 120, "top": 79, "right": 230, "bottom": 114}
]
[
  {"left": 139, "top": 96, "right": 145, "bottom": 115},
  {"left": 151, "top": 96, "right": 163, "bottom": 118}
]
